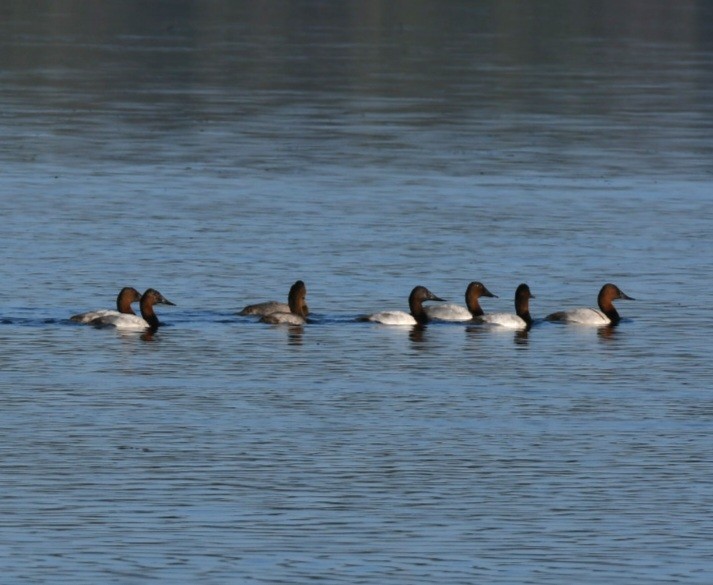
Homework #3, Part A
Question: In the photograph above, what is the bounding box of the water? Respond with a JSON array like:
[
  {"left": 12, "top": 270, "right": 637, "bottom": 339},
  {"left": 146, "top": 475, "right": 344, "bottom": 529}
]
[{"left": 1, "top": 1, "right": 713, "bottom": 583}]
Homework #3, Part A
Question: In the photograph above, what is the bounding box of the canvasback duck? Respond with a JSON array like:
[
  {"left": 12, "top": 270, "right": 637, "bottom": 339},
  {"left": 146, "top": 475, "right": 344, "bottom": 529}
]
[
  {"left": 240, "top": 282, "right": 310, "bottom": 317},
  {"left": 71, "top": 287, "right": 142, "bottom": 323},
  {"left": 361, "top": 285, "right": 445, "bottom": 325},
  {"left": 545, "top": 283, "right": 634, "bottom": 325},
  {"left": 426, "top": 281, "right": 497, "bottom": 321},
  {"left": 90, "top": 288, "right": 175, "bottom": 331},
  {"left": 260, "top": 280, "right": 309, "bottom": 325},
  {"left": 477, "top": 283, "right": 534, "bottom": 330}
]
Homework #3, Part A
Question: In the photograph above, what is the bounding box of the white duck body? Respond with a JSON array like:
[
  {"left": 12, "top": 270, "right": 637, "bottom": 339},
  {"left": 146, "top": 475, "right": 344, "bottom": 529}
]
[
  {"left": 549, "top": 307, "right": 610, "bottom": 325},
  {"left": 479, "top": 313, "right": 530, "bottom": 330},
  {"left": 240, "top": 301, "right": 291, "bottom": 316},
  {"left": 366, "top": 310, "right": 420, "bottom": 325},
  {"left": 424, "top": 304, "right": 472, "bottom": 321}
]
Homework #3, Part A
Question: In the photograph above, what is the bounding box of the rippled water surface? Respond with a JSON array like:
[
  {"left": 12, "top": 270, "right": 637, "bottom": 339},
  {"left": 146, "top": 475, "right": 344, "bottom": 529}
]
[{"left": 2, "top": 1, "right": 713, "bottom": 583}]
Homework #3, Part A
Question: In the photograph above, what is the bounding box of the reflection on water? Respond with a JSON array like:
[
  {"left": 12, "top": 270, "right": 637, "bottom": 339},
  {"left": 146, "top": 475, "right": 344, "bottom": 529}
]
[
  {"left": 513, "top": 329, "right": 530, "bottom": 346},
  {"left": 1, "top": 0, "right": 712, "bottom": 179},
  {"left": 409, "top": 324, "right": 427, "bottom": 345},
  {"left": 286, "top": 325, "right": 305, "bottom": 346},
  {"left": 597, "top": 324, "right": 619, "bottom": 341},
  {"left": 139, "top": 330, "right": 155, "bottom": 342},
  {"left": 1, "top": 1, "right": 713, "bottom": 584}
]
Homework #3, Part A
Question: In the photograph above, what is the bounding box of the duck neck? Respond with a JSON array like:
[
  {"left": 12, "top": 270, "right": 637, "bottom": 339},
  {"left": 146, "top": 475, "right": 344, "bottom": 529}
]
[
  {"left": 289, "top": 296, "right": 307, "bottom": 318},
  {"left": 598, "top": 294, "right": 621, "bottom": 324},
  {"left": 467, "top": 300, "right": 484, "bottom": 317},
  {"left": 521, "top": 311, "right": 533, "bottom": 330},
  {"left": 410, "top": 301, "right": 430, "bottom": 324},
  {"left": 515, "top": 297, "right": 533, "bottom": 329},
  {"left": 117, "top": 297, "right": 137, "bottom": 315},
  {"left": 288, "top": 282, "right": 308, "bottom": 318},
  {"left": 602, "top": 305, "right": 621, "bottom": 324},
  {"left": 140, "top": 302, "right": 160, "bottom": 329}
]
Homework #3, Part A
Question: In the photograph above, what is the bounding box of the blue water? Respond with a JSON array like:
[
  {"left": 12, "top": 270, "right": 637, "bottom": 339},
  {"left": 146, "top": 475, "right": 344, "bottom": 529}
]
[{"left": 1, "top": 2, "right": 713, "bottom": 583}]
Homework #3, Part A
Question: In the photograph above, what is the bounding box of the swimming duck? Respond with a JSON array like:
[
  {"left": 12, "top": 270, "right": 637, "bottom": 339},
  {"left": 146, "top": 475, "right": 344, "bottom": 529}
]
[
  {"left": 90, "top": 288, "right": 175, "bottom": 331},
  {"left": 71, "top": 287, "right": 142, "bottom": 323},
  {"left": 260, "top": 280, "right": 309, "bottom": 325},
  {"left": 240, "top": 281, "right": 310, "bottom": 317},
  {"left": 362, "top": 285, "right": 445, "bottom": 325},
  {"left": 477, "top": 283, "right": 534, "bottom": 330},
  {"left": 545, "top": 283, "right": 634, "bottom": 325},
  {"left": 426, "top": 281, "right": 497, "bottom": 321}
]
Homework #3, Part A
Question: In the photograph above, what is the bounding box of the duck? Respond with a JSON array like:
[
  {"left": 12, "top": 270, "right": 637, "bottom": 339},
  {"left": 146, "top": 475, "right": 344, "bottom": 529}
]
[
  {"left": 71, "top": 287, "right": 142, "bottom": 323},
  {"left": 426, "top": 281, "right": 497, "bottom": 321},
  {"left": 545, "top": 283, "right": 634, "bottom": 325},
  {"left": 260, "top": 280, "right": 309, "bottom": 325},
  {"left": 477, "top": 283, "right": 534, "bottom": 330},
  {"left": 240, "top": 282, "right": 310, "bottom": 317},
  {"left": 89, "top": 288, "right": 175, "bottom": 331},
  {"left": 361, "top": 285, "right": 445, "bottom": 325}
]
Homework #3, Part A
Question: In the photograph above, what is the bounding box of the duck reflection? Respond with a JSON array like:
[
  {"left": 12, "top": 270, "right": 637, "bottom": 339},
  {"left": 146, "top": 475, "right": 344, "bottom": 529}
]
[
  {"left": 409, "top": 324, "right": 427, "bottom": 344},
  {"left": 597, "top": 323, "right": 618, "bottom": 341},
  {"left": 286, "top": 324, "right": 304, "bottom": 345},
  {"left": 513, "top": 329, "right": 529, "bottom": 346},
  {"left": 465, "top": 324, "right": 488, "bottom": 339}
]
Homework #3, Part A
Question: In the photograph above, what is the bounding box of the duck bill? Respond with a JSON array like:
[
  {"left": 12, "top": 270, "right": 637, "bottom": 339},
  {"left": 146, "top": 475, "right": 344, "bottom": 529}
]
[
  {"left": 620, "top": 292, "right": 635, "bottom": 301},
  {"left": 430, "top": 295, "right": 446, "bottom": 302},
  {"left": 161, "top": 298, "right": 176, "bottom": 306},
  {"left": 483, "top": 287, "right": 498, "bottom": 298}
]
